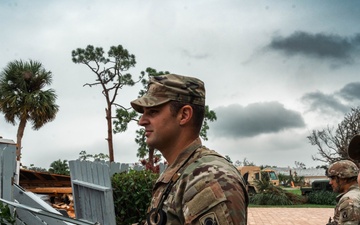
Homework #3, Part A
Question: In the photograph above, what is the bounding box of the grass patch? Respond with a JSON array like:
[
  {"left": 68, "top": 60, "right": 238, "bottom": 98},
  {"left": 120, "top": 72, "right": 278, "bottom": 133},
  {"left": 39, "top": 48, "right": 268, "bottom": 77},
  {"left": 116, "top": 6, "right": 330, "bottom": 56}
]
[{"left": 283, "top": 188, "right": 301, "bottom": 195}]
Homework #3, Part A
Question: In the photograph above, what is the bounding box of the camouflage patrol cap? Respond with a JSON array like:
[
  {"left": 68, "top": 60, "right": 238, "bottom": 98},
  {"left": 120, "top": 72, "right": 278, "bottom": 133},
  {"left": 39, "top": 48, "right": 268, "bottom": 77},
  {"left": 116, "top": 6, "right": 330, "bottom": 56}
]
[
  {"left": 131, "top": 74, "right": 205, "bottom": 113},
  {"left": 348, "top": 134, "right": 360, "bottom": 160},
  {"left": 327, "top": 160, "right": 359, "bottom": 179}
]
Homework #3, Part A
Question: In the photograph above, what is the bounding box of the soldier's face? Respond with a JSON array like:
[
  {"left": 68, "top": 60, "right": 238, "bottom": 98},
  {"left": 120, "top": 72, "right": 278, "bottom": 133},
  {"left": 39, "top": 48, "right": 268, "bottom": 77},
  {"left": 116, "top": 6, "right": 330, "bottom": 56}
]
[
  {"left": 329, "top": 176, "right": 345, "bottom": 193},
  {"left": 138, "top": 103, "right": 180, "bottom": 151}
]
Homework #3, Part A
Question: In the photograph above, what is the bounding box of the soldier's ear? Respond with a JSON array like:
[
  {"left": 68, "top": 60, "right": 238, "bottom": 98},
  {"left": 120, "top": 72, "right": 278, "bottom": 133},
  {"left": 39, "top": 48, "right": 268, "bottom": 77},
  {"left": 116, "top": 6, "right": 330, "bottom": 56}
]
[{"left": 179, "top": 105, "right": 193, "bottom": 126}]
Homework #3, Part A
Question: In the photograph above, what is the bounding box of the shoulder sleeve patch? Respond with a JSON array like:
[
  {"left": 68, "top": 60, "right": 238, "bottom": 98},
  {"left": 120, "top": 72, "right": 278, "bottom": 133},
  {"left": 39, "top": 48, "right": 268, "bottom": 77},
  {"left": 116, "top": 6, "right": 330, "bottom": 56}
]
[
  {"left": 338, "top": 195, "right": 360, "bottom": 223},
  {"left": 184, "top": 182, "right": 226, "bottom": 222},
  {"left": 339, "top": 197, "right": 353, "bottom": 210}
]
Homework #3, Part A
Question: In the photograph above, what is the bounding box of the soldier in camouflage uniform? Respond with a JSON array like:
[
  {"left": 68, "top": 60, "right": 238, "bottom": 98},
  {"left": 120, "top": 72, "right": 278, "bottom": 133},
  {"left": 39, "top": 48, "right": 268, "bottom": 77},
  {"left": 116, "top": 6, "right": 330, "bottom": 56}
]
[
  {"left": 131, "top": 74, "right": 248, "bottom": 225},
  {"left": 349, "top": 134, "right": 360, "bottom": 187},
  {"left": 326, "top": 160, "right": 360, "bottom": 225}
]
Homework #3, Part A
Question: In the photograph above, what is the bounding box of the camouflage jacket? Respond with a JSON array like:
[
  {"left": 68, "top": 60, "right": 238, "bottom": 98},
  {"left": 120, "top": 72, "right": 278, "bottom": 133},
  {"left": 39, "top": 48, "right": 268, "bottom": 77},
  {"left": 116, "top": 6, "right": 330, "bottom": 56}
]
[
  {"left": 332, "top": 184, "right": 360, "bottom": 225},
  {"left": 145, "top": 138, "right": 248, "bottom": 225}
]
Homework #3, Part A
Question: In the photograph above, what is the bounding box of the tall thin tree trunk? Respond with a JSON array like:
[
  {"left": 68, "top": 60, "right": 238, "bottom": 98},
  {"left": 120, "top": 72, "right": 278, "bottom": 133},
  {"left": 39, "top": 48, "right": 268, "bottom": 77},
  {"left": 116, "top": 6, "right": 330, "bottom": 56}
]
[
  {"left": 106, "top": 107, "right": 114, "bottom": 162},
  {"left": 149, "top": 146, "right": 154, "bottom": 171},
  {"left": 16, "top": 119, "right": 27, "bottom": 161}
]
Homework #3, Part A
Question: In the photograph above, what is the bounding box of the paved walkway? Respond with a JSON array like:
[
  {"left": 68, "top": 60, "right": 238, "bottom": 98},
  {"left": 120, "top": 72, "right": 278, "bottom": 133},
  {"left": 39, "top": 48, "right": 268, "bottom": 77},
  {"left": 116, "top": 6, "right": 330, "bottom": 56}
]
[{"left": 248, "top": 207, "right": 334, "bottom": 225}]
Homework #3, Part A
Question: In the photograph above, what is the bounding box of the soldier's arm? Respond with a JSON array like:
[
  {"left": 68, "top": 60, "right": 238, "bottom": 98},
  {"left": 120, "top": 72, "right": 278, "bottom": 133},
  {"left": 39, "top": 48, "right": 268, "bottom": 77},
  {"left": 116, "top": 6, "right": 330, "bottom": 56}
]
[
  {"left": 338, "top": 197, "right": 360, "bottom": 224},
  {"left": 181, "top": 160, "right": 248, "bottom": 225}
]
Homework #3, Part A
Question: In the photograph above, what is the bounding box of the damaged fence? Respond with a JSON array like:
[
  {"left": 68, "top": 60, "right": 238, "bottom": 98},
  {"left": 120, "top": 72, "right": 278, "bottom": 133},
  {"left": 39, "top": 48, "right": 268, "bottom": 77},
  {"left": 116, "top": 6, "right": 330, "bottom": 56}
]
[{"left": 0, "top": 137, "right": 165, "bottom": 225}]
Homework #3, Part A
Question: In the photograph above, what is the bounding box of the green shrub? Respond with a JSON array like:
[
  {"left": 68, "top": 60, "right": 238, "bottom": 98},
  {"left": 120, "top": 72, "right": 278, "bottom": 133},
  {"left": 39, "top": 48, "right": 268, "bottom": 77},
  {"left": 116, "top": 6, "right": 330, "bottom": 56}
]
[
  {"left": 250, "top": 176, "right": 306, "bottom": 205},
  {"left": 112, "top": 169, "right": 159, "bottom": 225},
  {"left": 307, "top": 190, "right": 337, "bottom": 205},
  {"left": 285, "top": 191, "right": 307, "bottom": 204},
  {"left": 278, "top": 174, "right": 292, "bottom": 187},
  {"left": 249, "top": 186, "right": 305, "bottom": 205},
  {"left": 250, "top": 192, "right": 293, "bottom": 205},
  {"left": 0, "top": 202, "right": 16, "bottom": 225}
]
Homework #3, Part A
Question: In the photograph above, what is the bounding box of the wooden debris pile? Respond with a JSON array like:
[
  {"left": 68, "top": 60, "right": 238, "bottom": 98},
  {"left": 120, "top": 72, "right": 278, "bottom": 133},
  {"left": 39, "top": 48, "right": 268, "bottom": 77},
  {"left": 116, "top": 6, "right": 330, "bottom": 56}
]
[{"left": 19, "top": 168, "right": 75, "bottom": 218}]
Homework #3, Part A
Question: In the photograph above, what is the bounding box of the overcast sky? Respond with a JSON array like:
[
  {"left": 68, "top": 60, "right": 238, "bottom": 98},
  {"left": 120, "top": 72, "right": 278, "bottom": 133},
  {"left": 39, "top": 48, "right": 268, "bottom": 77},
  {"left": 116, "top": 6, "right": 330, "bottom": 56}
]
[{"left": 1, "top": 0, "right": 360, "bottom": 169}]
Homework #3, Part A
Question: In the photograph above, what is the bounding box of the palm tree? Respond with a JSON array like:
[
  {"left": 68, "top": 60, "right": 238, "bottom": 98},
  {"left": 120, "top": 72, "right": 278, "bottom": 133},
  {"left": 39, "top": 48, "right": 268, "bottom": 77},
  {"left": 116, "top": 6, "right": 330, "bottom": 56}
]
[
  {"left": 49, "top": 159, "right": 70, "bottom": 176},
  {"left": 0, "top": 60, "right": 59, "bottom": 161}
]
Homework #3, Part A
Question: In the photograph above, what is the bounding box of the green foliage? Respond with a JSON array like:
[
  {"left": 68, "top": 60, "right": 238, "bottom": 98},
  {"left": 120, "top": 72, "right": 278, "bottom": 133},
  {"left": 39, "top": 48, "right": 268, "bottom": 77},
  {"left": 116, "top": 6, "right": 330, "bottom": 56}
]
[
  {"left": 112, "top": 170, "right": 159, "bottom": 225},
  {"left": 292, "top": 173, "right": 305, "bottom": 186},
  {"left": 250, "top": 191, "right": 290, "bottom": 205},
  {"left": 48, "top": 159, "right": 70, "bottom": 176},
  {"left": 134, "top": 128, "right": 148, "bottom": 159},
  {"left": 0, "top": 59, "right": 59, "bottom": 160},
  {"left": 277, "top": 172, "right": 305, "bottom": 187},
  {"left": 233, "top": 158, "right": 255, "bottom": 167},
  {"left": 250, "top": 186, "right": 305, "bottom": 205},
  {"left": 200, "top": 105, "right": 217, "bottom": 141},
  {"left": 260, "top": 165, "right": 276, "bottom": 169},
  {"left": 307, "top": 190, "right": 337, "bottom": 205},
  {"left": 78, "top": 150, "right": 109, "bottom": 161},
  {"left": 254, "top": 173, "right": 272, "bottom": 192},
  {"left": 294, "top": 161, "right": 306, "bottom": 169},
  {"left": 72, "top": 44, "right": 143, "bottom": 162},
  {"left": 22, "top": 164, "right": 48, "bottom": 172},
  {"left": 278, "top": 173, "right": 292, "bottom": 186},
  {"left": 251, "top": 175, "right": 305, "bottom": 205},
  {"left": 0, "top": 60, "right": 59, "bottom": 128},
  {"left": 113, "top": 108, "right": 138, "bottom": 133},
  {"left": 0, "top": 202, "right": 16, "bottom": 225},
  {"left": 225, "top": 155, "right": 232, "bottom": 163}
]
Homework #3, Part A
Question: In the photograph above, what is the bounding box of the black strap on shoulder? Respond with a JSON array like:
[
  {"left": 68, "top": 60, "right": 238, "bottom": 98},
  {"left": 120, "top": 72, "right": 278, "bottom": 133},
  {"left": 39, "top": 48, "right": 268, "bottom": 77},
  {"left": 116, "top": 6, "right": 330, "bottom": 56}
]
[{"left": 146, "top": 144, "right": 201, "bottom": 225}]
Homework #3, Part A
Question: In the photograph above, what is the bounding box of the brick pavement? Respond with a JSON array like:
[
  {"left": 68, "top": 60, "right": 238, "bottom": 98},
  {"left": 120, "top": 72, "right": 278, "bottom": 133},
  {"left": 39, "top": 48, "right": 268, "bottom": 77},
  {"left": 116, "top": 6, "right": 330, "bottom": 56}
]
[{"left": 248, "top": 207, "right": 334, "bottom": 225}]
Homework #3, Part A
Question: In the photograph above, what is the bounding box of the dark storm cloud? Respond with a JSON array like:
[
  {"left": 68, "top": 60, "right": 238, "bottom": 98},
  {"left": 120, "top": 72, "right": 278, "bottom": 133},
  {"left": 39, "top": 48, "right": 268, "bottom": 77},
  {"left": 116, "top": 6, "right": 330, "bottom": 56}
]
[
  {"left": 267, "top": 31, "right": 360, "bottom": 64},
  {"left": 301, "top": 82, "right": 360, "bottom": 115},
  {"left": 338, "top": 82, "right": 360, "bottom": 102},
  {"left": 211, "top": 102, "right": 305, "bottom": 138},
  {"left": 301, "top": 91, "right": 349, "bottom": 114}
]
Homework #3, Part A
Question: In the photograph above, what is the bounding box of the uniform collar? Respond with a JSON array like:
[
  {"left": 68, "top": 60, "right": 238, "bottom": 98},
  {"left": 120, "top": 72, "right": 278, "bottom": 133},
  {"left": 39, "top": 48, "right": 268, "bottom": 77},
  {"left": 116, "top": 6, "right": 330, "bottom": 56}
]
[
  {"left": 348, "top": 183, "right": 360, "bottom": 191},
  {"left": 157, "top": 137, "right": 202, "bottom": 183},
  {"left": 336, "top": 183, "right": 360, "bottom": 201}
]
